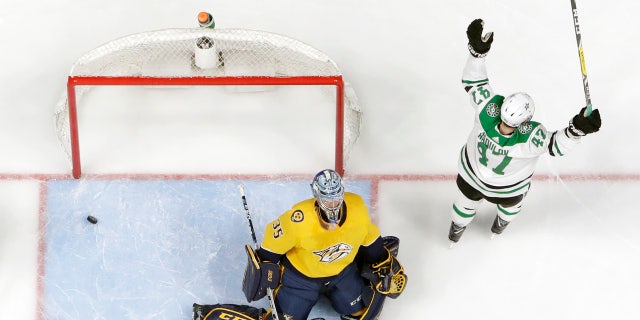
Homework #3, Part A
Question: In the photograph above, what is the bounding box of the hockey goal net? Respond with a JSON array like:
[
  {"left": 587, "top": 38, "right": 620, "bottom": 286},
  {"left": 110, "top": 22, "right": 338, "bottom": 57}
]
[{"left": 54, "top": 28, "right": 362, "bottom": 178}]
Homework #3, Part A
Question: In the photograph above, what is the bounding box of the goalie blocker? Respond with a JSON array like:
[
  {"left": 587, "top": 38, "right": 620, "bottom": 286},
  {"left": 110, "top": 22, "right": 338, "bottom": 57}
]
[
  {"left": 191, "top": 246, "right": 278, "bottom": 320},
  {"left": 242, "top": 244, "right": 281, "bottom": 302}
]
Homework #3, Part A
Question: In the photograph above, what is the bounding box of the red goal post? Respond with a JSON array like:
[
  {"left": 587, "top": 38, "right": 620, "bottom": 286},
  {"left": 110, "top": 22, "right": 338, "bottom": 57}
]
[{"left": 54, "top": 28, "right": 362, "bottom": 178}]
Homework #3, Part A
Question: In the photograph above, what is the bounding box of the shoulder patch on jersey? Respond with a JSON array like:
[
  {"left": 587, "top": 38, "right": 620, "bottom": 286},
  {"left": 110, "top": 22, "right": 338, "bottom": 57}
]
[
  {"left": 291, "top": 210, "right": 304, "bottom": 222},
  {"left": 486, "top": 103, "right": 500, "bottom": 117},
  {"left": 518, "top": 122, "right": 533, "bottom": 134}
]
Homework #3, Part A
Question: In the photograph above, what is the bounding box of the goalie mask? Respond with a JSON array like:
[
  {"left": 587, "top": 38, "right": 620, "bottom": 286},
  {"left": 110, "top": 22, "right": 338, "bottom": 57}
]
[
  {"left": 311, "top": 169, "right": 344, "bottom": 227},
  {"left": 500, "top": 92, "right": 535, "bottom": 128}
]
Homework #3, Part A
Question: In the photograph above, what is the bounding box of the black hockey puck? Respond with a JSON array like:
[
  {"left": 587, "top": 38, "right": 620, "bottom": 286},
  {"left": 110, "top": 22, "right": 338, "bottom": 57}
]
[{"left": 87, "top": 215, "right": 98, "bottom": 224}]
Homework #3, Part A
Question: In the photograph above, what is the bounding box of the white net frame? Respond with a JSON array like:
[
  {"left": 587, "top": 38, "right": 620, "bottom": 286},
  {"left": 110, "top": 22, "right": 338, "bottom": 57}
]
[{"left": 54, "top": 28, "right": 362, "bottom": 178}]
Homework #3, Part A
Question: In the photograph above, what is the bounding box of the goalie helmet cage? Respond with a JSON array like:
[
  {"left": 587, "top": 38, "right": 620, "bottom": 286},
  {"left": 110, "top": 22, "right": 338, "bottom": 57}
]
[{"left": 54, "top": 28, "right": 363, "bottom": 179}]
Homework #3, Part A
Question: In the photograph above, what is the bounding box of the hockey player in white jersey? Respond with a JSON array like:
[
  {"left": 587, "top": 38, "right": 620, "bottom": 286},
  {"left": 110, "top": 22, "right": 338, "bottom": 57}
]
[{"left": 448, "top": 19, "right": 602, "bottom": 244}]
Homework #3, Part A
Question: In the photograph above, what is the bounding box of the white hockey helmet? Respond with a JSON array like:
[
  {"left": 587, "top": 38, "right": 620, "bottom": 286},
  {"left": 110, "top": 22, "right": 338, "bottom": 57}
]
[
  {"left": 501, "top": 92, "right": 535, "bottom": 127},
  {"left": 310, "top": 169, "right": 344, "bottom": 225}
]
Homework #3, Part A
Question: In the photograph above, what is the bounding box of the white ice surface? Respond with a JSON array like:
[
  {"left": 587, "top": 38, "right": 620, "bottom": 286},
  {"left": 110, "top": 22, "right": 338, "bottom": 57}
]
[{"left": 0, "top": 0, "right": 639, "bottom": 319}]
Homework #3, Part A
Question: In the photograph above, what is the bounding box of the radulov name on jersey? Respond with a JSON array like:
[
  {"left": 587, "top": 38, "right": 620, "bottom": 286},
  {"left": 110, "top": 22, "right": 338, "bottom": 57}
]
[{"left": 477, "top": 132, "right": 508, "bottom": 156}]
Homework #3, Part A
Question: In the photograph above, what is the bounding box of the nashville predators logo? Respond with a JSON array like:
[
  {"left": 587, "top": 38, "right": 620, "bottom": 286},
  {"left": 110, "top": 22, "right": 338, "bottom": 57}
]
[{"left": 313, "top": 243, "right": 352, "bottom": 263}]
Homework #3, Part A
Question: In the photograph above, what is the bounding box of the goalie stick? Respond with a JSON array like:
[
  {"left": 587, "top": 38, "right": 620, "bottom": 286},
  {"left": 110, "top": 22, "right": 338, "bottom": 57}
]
[
  {"left": 238, "top": 184, "right": 280, "bottom": 320},
  {"left": 570, "top": 0, "right": 594, "bottom": 116}
]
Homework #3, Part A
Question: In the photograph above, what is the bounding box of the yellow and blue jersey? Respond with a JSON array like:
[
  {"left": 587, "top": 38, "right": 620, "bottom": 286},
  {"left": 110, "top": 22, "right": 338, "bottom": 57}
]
[{"left": 260, "top": 192, "right": 380, "bottom": 278}]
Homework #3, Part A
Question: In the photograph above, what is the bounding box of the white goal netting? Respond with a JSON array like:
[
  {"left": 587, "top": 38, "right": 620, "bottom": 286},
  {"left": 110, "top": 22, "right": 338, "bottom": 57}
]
[{"left": 54, "top": 28, "right": 362, "bottom": 177}]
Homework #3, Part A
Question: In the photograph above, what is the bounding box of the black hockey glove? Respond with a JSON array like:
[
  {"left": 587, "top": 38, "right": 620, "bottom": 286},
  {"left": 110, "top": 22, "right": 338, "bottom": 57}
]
[
  {"left": 467, "top": 19, "right": 494, "bottom": 58},
  {"left": 567, "top": 107, "right": 601, "bottom": 137},
  {"left": 241, "top": 245, "right": 280, "bottom": 302}
]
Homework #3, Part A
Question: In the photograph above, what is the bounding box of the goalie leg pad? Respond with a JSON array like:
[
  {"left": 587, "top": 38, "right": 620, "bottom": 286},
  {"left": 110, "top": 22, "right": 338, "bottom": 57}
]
[
  {"left": 339, "top": 286, "right": 386, "bottom": 320},
  {"left": 361, "top": 287, "right": 386, "bottom": 320},
  {"left": 242, "top": 244, "right": 281, "bottom": 302},
  {"left": 193, "top": 303, "right": 265, "bottom": 320}
]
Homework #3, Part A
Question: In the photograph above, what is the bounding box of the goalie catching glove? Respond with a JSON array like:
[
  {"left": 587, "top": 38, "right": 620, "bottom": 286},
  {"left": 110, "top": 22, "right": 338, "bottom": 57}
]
[
  {"left": 241, "top": 244, "right": 281, "bottom": 302},
  {"left": 361, "top": 247, "right": 407, "bottom": 299}
]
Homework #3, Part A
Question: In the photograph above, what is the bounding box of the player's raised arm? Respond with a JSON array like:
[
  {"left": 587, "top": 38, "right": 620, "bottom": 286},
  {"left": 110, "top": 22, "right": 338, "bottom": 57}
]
[{"left": 462, "top": 19, "right": 495, "bottom": 109}]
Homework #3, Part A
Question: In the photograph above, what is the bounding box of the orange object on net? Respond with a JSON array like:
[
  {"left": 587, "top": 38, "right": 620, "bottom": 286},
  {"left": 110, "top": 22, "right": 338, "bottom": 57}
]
[{"left": 198, "top": 12, "right": 211, "bottom": 24}]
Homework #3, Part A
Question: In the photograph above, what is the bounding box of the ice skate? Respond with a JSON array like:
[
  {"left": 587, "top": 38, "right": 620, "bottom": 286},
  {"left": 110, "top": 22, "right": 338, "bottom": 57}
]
[
  {"left": 448, "top": 221, "right": 466, "bottom": 246},
  {"left": 490, "top": 215, "right": 509, "bottom": 238}
]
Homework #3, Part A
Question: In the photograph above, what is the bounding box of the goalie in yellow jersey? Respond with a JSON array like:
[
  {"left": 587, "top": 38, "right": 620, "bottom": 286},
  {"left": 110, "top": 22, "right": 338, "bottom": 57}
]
[{"left": 245, "top": 169, "right": 407, "bottom": 320}]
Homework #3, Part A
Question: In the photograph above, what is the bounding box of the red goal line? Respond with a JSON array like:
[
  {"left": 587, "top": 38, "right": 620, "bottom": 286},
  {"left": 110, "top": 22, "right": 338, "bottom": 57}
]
[{"left": 0, "top": 173, "right": 638, "bottom": 182}]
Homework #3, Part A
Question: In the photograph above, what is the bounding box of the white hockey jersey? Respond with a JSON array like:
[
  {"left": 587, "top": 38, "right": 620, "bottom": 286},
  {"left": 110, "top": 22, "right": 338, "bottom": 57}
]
[{"left": 459, "top": 55, "right": 580, "bottom": 198}]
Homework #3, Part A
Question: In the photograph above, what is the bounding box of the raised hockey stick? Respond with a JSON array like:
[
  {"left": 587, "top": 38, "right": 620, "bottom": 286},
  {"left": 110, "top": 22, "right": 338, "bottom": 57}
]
[
  {"left": 570, "top": 0, "right": 593, "bottom": 116},
  {"left": 237, "top": 184, "right": 280, "bottom": 320}
]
